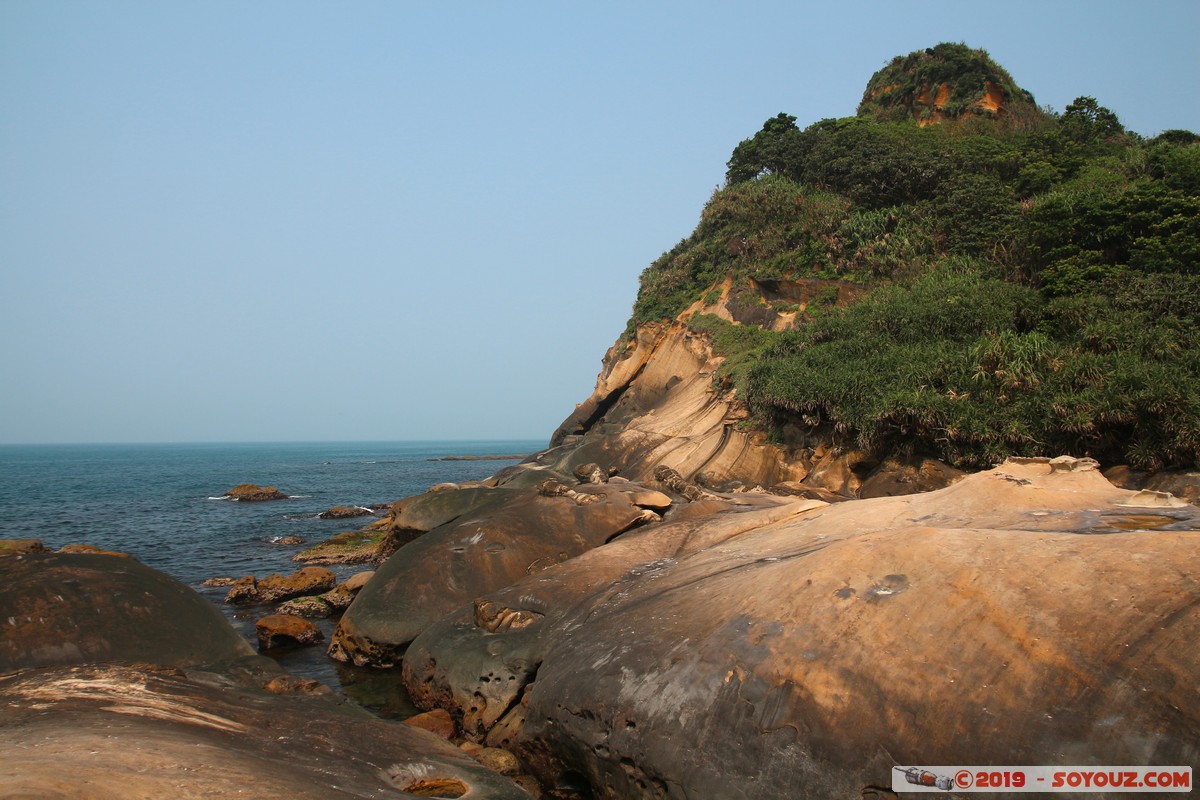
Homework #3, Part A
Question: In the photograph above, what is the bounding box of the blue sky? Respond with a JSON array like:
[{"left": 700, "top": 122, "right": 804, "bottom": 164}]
[{"left": 2, "top": 1, "right": 1197, "bottom": 444}]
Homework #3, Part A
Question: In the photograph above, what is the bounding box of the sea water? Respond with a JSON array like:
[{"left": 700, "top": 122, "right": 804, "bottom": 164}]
[{"left": 0, "top": 439, "right": 542, "bottom": 716}]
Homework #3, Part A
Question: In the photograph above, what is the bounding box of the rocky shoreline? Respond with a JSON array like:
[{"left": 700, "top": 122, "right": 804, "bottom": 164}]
[{"left": 4, "top": 306, "right": 1200, "bottom": 798}]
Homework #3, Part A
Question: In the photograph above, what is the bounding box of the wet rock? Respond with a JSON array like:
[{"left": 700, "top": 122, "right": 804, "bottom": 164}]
[
  {"left": 276, "top": 596, "right": 334, "bottom": 618},
  {"left": 0, "top": 553, "right": 256, "bottom": 672},
  {"left": 318, "top": 570, "right": 376, "bottom": 611},
  {"left": 0, "top": 538, "right": 47, "bottom": 556},
  {"left": 404, "top": 708, "right": 457, "bottom": 740},
  {"left": 224, "top": 575, "right": 260, "bottom": 604},
  {"left": 342, "top": 570, "right": 374, "bottom": 591},
  {"left": 201, "top": 576, "right": 237, "bottom": 587},
  {"left": 224, "top": 483, "right": 288, "bottom": 501},
  {"left": 258, "top": 567, "right": 336, "bottom": 603},
  {"left": 0, "top": 664, "right": 531, "bottom": 799},
  {"left": 272, "top": 535, "right": 305, "bottom": 545},
  {"left": 55, "top": 543, "right": 133, "bottom": 557},
  {"left": 255, "top": 614, "right": 324, "bottom": 650},
  {"left": 292, "top": 529, "right": 404, "bottom": 566},
  {"left": 224, "top": 567, "right": 336, "bottom": 605},
  {"left": 318, "top": 505, "right": 374, "bottom": 519},
  {"left": 263, "top": 675, "right": 332, "bottom": 697}
]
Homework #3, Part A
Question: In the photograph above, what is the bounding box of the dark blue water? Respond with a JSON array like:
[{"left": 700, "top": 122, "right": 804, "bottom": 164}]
[{"left": 0, "top": 440, "right": 541, "bottom": 715}]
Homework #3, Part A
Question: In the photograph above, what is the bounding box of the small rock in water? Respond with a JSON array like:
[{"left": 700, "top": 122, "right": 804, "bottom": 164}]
[
  {"left": 263, "top": 675, "right": 332, "bottom": 697},
  {"left": 271, "top": 535, "right": 305, "bottom": 545},
  {"left": 277, "top": 596, "right": 333, "bottom": 618},
  {"left": 224, "top": 575, "right": 260, "bottom": 604},
  {"left": 225, "top": 484, "right": 289, "bottom": 502},
  {"left": 0, "top": 539, "right": 48, "bottom": 557},
  {"left": 256, "top": 614, "right": 324, "bottom": 650},
  {"left": 318, "top": 505, "right": 374, "bottom": 519},
  {"left": 201, "top": 576, "right": 238, "bottom": 587}
]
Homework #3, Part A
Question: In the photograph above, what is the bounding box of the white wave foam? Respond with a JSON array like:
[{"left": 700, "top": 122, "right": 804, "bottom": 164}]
[{"left": 207, "top": 495, "right": 230, "bottom": 501}]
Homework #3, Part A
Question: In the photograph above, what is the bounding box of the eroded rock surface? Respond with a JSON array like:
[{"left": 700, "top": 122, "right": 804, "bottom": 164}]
[
  {"left": 224, "top": 566, "right": 336, "bottom": 604},
  {"left": 0, "top": 664, "right": 531, "bottom": 800},
  {"left": 402, "top": 459, "right": 1200, "bottom": 798},
  {"left": 1, "top": 552, "right": 256, "bottom": 672},
  {"left": 329, "top": 484, "right": 660, "bottom": 667},
  {"left": 0, "top": 550, "right": 530, "bottom": 799}
]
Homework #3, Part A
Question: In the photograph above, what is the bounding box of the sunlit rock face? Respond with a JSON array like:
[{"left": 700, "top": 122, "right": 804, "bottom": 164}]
[
  {"left": 0, "top": 552, "right": 531, "bottom": 799},
  {"left": 0, "top": 664, "right": 532, "bottom": 800},
  {"left": 402, "top": 459, "right": 1200, "bottom": 798}
]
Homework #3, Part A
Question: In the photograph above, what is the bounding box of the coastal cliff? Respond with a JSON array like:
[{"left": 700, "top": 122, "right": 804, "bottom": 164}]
[
  {"left": 330, "top": 41, "right": 1200, "bottom": 798},
  {"left": 4, "top": 40, "right": 1199, "bottom": 800}
]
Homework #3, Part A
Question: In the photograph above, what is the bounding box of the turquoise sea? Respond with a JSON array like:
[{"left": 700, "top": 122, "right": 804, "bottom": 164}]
[{"left": 0, "top": 439, "right": 542, "bottom": 715}]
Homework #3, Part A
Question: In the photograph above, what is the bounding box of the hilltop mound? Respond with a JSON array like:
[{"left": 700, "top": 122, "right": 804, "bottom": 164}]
[{"left": 858, "top": 42, "right": 1041, "bottom": 126}]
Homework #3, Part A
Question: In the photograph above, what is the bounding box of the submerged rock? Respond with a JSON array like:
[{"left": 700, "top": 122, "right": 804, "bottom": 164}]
[
  {"left": 318, "top": 505, "right": 374, "bottom": 519},
  {"left": 56, "top": 543, "right": 133, "bottom": 557},
  {"left": 293, "top": 529, "right": 403, "bottom": 565}
]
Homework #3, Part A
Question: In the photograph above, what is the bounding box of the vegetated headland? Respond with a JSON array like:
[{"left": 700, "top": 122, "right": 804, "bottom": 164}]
[{"left": 3, "top": 43, "right": 1198, "bottom": 799}]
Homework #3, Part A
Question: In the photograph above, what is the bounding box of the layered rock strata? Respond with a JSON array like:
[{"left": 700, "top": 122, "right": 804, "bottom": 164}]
[
  {"left": 400, "top": 458, "right": 1200, "bottom": 798},
  {"left": 0, "top": 551, "right": 530, "bottom": 799}
]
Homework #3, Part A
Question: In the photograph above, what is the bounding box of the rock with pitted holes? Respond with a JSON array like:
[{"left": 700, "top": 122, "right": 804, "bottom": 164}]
[
  {"left": 277, "top": 596, "right": 334, "bottom": 618},
  {"left": 257, "top": 567, "right": 336, "bottom": 603},
  {"left": 226, "top": 567, "right": 337, "bottom": 605},
  {"left": 328, "top": 485, "right": 655, "bottom": 668},
  {"left": 404, "top": 459, "right": 1200, "bottom": 798},
  {"left": 572, "top": 462, "right": 608, "bottom": 485},
  {"left": 255, "top": 614, "right": 324, "bottom": 650}
]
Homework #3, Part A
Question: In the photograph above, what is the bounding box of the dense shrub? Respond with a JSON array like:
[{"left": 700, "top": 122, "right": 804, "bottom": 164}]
[{"left": 628, "top": 43, "right": 1200, "bottom": 469}]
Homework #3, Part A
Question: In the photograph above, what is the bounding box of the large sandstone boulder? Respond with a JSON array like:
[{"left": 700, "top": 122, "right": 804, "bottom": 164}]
[
  {"left": 0, "top": 664, "right": 532, "bottom": 799},
  {"left": 402, "top": 459, "right": 1200, "bottom": 798},
  {"left": 0, "top": 552, "right": 256, "bottom": 672},
  {"left": 329, "top": 485, "right": 658, "bottom": 667}
]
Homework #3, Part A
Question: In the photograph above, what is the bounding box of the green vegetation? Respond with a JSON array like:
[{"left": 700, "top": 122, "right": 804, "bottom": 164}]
[
  {"left": 626, "top": 44, "right": 1200, "bottom": 470},
  {"left": 856, "top": 43, "right": 1038, "bottom": 125}
]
